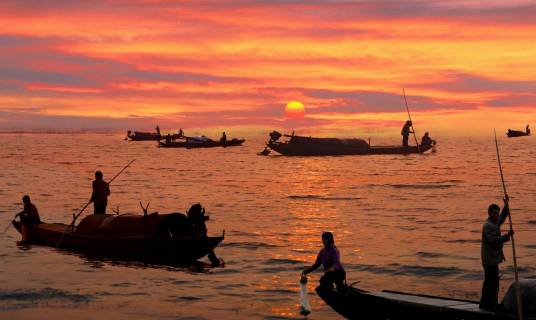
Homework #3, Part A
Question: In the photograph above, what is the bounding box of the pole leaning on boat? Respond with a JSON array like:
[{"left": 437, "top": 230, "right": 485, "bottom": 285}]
[
  {"left": 494, "top": 129, "right": 523, "bottom": 320},
  {"left": 56, "top": 159, "right": 136, "bottom": 248},
  {"left": 403, "top": 88, "right": 421, "bottom": 153}
]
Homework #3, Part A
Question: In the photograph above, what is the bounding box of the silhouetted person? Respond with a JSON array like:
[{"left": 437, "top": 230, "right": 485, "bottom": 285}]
[
  {"left": 91, "top": 171, "right": 110, "bottom": 214},
  {"left": 165, "top": 133, "right": 172, "bottom": 144},
  {"left": 179, "top": 128, "right": 184, "bottom": 137},
  {"left": 527, "top": 125, "right": 531, "bottom": 135},
  {"left": 220, "top": 132, "right": 227, "bottom": 144},
  {"left": 480, "top": 198, "right": 514, "bottom": 311},
  {"left": 302, "top": 232, "right": 346, "bottom": 291},
  {"left": 187, "top": 203, "right": 221, "bottom": 267},
  {"left": 421, "top": 132, "right": 436, "bottom": 147},
  {"left": 16, "top": 195, "right": 41, "bottom": 225},
  {"left": 401, "top": 120, "right": 413, "bottom": 147},
  {"left": 156, "top": 125, "right": 161, "bottom": 135}
]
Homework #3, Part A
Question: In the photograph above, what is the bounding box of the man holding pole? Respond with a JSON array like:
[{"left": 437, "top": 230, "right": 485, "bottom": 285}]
[
  {"left": 480, "top": 197, "right": 514, "bottom": 311},
  {"left": 90, "top": 171, "right": 110, "bottom": 214},
  {"left": 401, "top": 120, "right": 414, "bottom": 147}
]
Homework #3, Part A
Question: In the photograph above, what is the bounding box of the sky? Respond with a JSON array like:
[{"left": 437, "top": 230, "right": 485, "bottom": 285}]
[{"left": 1, "top": 0, "right": 536, "bottom": 135}]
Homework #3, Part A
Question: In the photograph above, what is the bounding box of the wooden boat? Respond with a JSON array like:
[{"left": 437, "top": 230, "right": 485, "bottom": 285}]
[
  {"left": 159, "top": 137, "right": 245, "bottom": 148},
  {"left": 316, "top": 285, "right": 534, "bottom": 320},
  {"left": 266, "top": 132, "right": 433, "bottom": 156},
  {"left": 507, "top": 130, "right": 530, "bottom": 138},
  {"left": 12, "top": 212, "right": 224, "bottom": 262},
  {"left": 126, "top": 131, "right": 162, "bottom": 141}
]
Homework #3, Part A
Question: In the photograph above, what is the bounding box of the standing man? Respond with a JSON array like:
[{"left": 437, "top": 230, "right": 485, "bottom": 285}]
[
  {"left": 401, "top": 120, "right": 413, "bottom": 147},
  {"left": 91, "top": 171, "right": 110, "bottom": 214},
  {"left": 480, "top": 197, "right": 514, "bottom": 311}
]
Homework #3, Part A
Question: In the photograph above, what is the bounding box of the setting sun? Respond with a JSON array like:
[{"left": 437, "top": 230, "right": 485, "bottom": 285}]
[{"left": 285, "top": 101, "right": 305, "bottom": 119}]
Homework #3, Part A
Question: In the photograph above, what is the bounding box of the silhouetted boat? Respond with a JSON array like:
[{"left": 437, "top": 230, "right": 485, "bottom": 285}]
[
  {"left": 316, "top": 285, "right": 534, "bottom": 320},
  {"left": 127, "top": 131, "right": 162, "bottom": 141},
  {"left": 266, "top": 132, "right": 433, "bottom": 156},
  {"left": 159, "top": 137, "right": 245, "bottom": 148},
  {"left": 12, "top": 213, "right": 224, "bottom": 262},
  {"left": 507, "top": 130, "right": 530, "bottom": 138}
]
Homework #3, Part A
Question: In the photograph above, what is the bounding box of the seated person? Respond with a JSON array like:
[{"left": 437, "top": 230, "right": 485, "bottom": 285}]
[
  {"left": 421, "top": 132, "right": 436, "bottom": 147},
  {"left": 16, "top": 195, "right": 41, "bottom": 225}
]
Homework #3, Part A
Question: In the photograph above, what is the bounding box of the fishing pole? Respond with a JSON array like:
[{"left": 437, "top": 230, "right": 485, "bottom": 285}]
[
  {"left": 494, "top": 129, "right": 523, "bottom": 320},
  {"left": 403, "top": 88, "right": 421, "bottom": 153},
  {"left": 56, "top": 159, "right": 136, "bottom": 248}
]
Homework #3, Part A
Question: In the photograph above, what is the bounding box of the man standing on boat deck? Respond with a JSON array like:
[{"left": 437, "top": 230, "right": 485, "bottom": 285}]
[
  {"left": 480, "top": 197, "right": 514, "bottom": 311},
  {"left": 401, "top": 120, "right": 413, "bottom": 147},
  {"left": 90, "top": 171, "right": 110, "bottom": 214}
]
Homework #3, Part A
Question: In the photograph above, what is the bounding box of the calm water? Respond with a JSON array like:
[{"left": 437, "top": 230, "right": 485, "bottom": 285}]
[{"left": 1, "top": 132, "right": 536, "bottom": 320}]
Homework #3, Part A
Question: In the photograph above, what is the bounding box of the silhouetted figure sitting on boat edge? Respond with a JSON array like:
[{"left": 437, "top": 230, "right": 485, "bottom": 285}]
[
  {"left": 91, "top": 171, "right": 110, "bottom": 214},
  {"left": 421, "top": 132, "right": 436, "bottom": 147},
  {"left": 220, "top": 132, "right": 227, "bottom": 144},
  {"left": 527, "top": 124, "right": 531, "bottom": 135},
  {"left": 187, "top": 203, "right": 223, "bottom": 267},
  {"left": 302, "top": 232, "right": 346, "bottom": 292},
  {"left": 16, "top": 195, "right": 41, "bottom": 226},
  {"left": 401, "top": 120, "right": 413, "bottom": 147},
  {"left": 480, "top": 197, "right": 513, "bottom": 311}
]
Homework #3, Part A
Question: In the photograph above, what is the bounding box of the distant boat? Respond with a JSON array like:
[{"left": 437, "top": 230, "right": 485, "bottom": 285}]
[
  {"left": 265, "top": 131, "right": 433, "bottom": 156},
  {"left": 316, "top": 285, "right": 534, "bottom": 320},
  {"left": 159, "top": 136, "right": 245, "bottom": 148},
  {"left": 126, "top": 131, "right": 162, "bottom": 141},
  {"left": 12, "top": 213, "right": 224, "bottom": 263},
  {"left": 507, "top": 125, "right": 530, "bottom": 138}
]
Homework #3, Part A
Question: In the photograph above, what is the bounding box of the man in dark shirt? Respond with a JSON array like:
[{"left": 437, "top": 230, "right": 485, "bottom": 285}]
[
  {"left": 16, "top": 195, "right": 41, "bottom": 225},
  {"left": 480, "top": 198, "right": 513, "bottom": 310},
  {"left": 91, "top": 171, "right": 110, "bottom": 214},
  {"left": 401, "top": 120, "right": 413, "bottom": 147}
]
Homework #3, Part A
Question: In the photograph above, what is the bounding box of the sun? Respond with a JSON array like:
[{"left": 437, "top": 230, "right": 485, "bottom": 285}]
[{"left": 285, "top": 101, "right": 305, "bottom": 119}]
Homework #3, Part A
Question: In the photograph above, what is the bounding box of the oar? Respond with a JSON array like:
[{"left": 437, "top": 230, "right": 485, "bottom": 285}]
[
  {"left": 403, "top": 88, "right": 421, "bottom": 153},
  {"left": 56, "top": 159, "right": 136, "bottom": 248},
  {"left": 494, "top": 129, "right": 523, "bottom": 320}
]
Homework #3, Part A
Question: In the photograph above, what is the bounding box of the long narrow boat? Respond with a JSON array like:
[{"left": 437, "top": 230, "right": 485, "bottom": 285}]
[
  {"left": 12, "top": 213, "right": 224, "bottom": 262},
  {"left": 159, "top": 138, "right": 245, "bottom": 148},
  {"left": 266, "top": 132, "right": 433, "bottom": 156},
  {"left": 126, "top": 131, "right": 162, "bottom": 141},
  {"left": 316, "top": 285, "right": 534, "bottom": 320},
  {"left": 507, "top": 130, "right": 530, "bottom": 138}
]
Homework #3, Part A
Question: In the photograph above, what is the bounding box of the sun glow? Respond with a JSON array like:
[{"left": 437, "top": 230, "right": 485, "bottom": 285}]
[{"left": 285, "top": 101, "right": 305, "bottom": 119}]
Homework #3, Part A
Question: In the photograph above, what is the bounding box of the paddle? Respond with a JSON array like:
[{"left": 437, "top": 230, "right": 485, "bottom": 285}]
[
  {"left": 494, "top": 129, "right": 523, "bottom": 320},
  {"left": 402, "top": 89, "right": 421, "bottom": 153},
  {"left": 55, "top": 159, "right": 136, "bottom": 248},
  {"left": 299, "top": 273, "right": 312, "bottom": 315}
]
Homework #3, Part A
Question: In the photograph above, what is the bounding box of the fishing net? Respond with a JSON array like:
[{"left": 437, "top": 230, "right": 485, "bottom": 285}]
[{"left": 300, "top": 276, "right": 311, "bottom": 316}]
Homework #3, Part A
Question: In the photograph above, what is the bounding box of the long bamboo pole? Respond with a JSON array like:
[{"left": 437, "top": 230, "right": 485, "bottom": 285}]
[
  {"left": 56, "top": 159, "right": 136, "bottom": 247},
  {"left": 494, "top": 130, "right": 523, "bottom": 320},
  {"left": 402, "top": 89, "right": 421, "bottom": 153}
]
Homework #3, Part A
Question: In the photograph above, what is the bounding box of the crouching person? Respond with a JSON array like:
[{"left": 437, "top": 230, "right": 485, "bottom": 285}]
[
  {"left": 187, "top": 203, "right": 222, "bottom": 267},
  {"left": 14, "top": 195, "right": 41, "bottom": 241},
  {"left": 302, "top": 232, "right": 346, "bottom": 292}
]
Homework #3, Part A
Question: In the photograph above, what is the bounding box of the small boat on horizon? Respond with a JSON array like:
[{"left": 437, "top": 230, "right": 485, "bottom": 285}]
[
  {"left": 159, "top": 135, "right": 245, "bottom": 148},
  {"left": 507, "top": 125, "right": 530, "bottom": 138},
  {"left": 265, "top": 131, "right": 434, "bottom": 156}
]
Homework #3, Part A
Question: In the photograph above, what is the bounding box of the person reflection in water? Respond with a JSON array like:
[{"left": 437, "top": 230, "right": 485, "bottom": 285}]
[
  {"left": 302, "top": 232, "right": 346, "bottom": 292},
  {"left": 480, "top": 198, "right": 513, "bottom": 311},
  {"left": 90, "top": 171, "right": 110, "bottom": 214}
]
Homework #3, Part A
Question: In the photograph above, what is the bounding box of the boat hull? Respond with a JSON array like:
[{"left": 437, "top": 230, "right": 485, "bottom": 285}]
[
  {"left": 268, "top": 142, "right": 432, "bottom": 156},
  {"left": 507, "top": 131, "right": 530, "bottom": 138},
  {"left": 12, "top": 221, "right": 223, "bottom": 262},
  {"left": 159, "top": 139, "right": 245, "bottom": 148},
  {"left": 316, "top": 286, "right": 532, "bottom": 320}
]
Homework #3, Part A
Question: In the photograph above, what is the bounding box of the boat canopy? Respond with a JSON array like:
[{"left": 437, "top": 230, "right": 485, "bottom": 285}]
[
  {"left": 502, "top": 279, "right": 536, "bottom": 313},
  {"left": 76, "top": 213, "right": 192, "bottom": 237}
]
